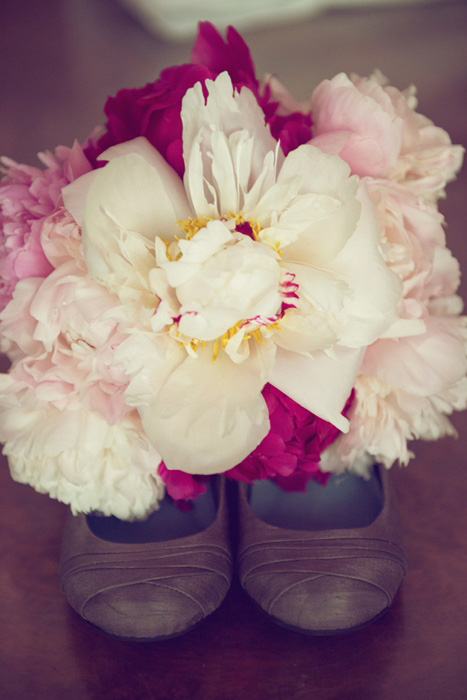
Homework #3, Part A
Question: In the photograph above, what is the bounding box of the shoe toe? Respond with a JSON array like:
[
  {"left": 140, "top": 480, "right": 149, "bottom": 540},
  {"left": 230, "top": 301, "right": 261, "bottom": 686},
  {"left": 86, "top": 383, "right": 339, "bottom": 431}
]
[
  {"left": 241, "top": 549, "right": 404, "bottom": 634},
  {"left": 62, "top": 552, "right": 232, "bottom": 640},
  {"left": 269, "top": 573, "right": 390, "bottom": 633},
  {"left": 81, "top": 579, "right": 215, "bottom": 640}
]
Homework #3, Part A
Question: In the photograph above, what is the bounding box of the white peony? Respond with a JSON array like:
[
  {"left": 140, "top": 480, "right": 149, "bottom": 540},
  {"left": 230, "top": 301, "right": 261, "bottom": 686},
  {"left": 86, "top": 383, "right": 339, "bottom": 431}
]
[{"left": 63, "top": 72, "right": 407, "bottom": 475}]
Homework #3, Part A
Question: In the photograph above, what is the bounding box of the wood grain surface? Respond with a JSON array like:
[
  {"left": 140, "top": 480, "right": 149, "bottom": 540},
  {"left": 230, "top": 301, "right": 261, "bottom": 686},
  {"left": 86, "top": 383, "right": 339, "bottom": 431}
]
[{"left": 1, "top": 2, "right": 466, "bottom": 698}]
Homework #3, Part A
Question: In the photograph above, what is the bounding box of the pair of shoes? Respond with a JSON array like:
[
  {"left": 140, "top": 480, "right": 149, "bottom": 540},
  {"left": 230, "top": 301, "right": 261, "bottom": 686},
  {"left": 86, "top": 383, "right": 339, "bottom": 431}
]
[
  {"left": 60, "top": 477, "right": 232, "bottom": 640},
  {"left": 60, "top": 467, "right": 406, "bottom": 639},
  {"left": 237, "top": 466, "right": 407, "bottom": 634}
]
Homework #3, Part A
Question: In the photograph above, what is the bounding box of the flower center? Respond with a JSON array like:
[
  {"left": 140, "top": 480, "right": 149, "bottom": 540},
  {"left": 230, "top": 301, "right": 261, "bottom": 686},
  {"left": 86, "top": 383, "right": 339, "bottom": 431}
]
[
  {"left": 176, "top": 211, "right": 262, "bottom": 241},
  {"left": 156, "top": 213, "right": 299, "bottom": 361}
]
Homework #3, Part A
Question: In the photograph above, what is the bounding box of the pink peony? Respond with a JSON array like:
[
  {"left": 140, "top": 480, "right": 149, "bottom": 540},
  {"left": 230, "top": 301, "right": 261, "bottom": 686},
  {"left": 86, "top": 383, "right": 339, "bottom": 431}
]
[
  {"left": 84, "top": 22, "right": 311, "bottom": 174},
  {"left": 0, "top": 142, "right": 91, "bottom": 313},
  {"left": 366, "top": 179, "right": 460, "bottom": 306},
  {"left": 0, "top": 259, "right": 131, "bottom": 423},
  {"left": 309, "top": 71, "right": 463, "bottom": 198},
  {"left": 322, "top": 169, "right": 466, "bottom": 474}
]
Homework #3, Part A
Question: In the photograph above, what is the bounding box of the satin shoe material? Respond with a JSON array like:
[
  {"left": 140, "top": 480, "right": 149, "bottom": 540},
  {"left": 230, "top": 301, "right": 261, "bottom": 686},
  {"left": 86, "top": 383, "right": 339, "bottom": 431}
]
[
  {"left": 237, "top": 467, "right": 407, "bottom": 634},
  {"left": 60, "top": 478, "right": 232, "bottom": 640}
]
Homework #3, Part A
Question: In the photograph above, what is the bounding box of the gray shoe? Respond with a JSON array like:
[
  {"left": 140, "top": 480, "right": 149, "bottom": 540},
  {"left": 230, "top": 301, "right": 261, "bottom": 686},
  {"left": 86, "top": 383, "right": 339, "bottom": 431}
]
[
  {"left": 237, "top": 467, "right": 407, "bottom": 634},
  {"left": 60, "top": 477, "right": 232, "bottom": 640}
]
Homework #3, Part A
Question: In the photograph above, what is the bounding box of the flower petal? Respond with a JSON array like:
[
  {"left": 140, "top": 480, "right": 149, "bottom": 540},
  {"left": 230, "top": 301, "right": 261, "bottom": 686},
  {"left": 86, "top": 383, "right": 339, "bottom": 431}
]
[
  {"left": 182, "top": 72, "right": 280, "bottom": 217},
  {"left": 140, "top": 342, "right": 275, "bottom": 474},
  {"left": 62, "top": 171, "right": 97, "bottom": 226},
  {"left": 81, "top": 149, "right": 190, "bottom": 285},
  {"left": 269, "top": 345, "right": 365, "bottom": 431},
  {"left": 0, "top": 376, "right": 164, "bottom": 520},
  {"left": 330, "top": 183, "right": 404, "bottom": 346},
  {"left": 362, "top": 315, "right": 467, "bottom": 396},
  {"left": 276, "top": 146, "right": 361, "bottom": 263},
  {"left": 95, "top": 137, "right": 192, "bottom": 226}
]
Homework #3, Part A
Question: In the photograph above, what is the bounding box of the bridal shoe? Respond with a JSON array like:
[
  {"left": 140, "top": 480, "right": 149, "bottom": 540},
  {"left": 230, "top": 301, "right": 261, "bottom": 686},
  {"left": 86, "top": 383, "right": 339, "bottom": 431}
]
[
  {"left": 60, "top": 477, "right": 232, "bottom": 640},
  {"left": 237, "top": 466, "right": 406, "bottom": 634}
]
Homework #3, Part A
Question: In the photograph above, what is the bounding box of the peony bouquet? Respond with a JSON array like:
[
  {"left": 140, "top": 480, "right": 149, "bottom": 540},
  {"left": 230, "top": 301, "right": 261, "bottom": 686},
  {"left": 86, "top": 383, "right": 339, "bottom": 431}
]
[{"left": 0, "top": 23, "right": 465, "bottom": 520}]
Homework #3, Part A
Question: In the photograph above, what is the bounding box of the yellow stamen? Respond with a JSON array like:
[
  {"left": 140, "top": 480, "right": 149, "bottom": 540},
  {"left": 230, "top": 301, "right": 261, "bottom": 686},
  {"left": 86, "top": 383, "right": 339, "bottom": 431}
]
[
  {"left": 250, "top": 328, "right": 263, "bottom": 344},
  {"left": 177, "top": 216, "right": 212, "bottom": 239},
  {"left": 172, "top": 317, "right": 284, "bottom": 362},
  {"left": 265, "top": 320, "right": 282, "bottom": 333}
]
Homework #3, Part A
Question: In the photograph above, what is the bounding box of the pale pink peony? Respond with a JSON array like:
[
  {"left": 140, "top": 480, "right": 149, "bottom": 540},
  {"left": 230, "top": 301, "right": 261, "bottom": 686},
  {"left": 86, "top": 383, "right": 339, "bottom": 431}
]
[
  {"left": 366, "top": 179, "right": 461, "bottom": 307},
  {"left": 309, "top": 71, "right": 464, "bottom": 199},
  {"left": 322, "top": 366, "right": 467, "bottom": 475},
  {"left": 0, "top": 250, "right": 166, "bottom": 519},
  {"left": 311, "top": 82, "right": 467, "bottom": 474},
  {"left": 0, "top": 143, "right": 91, "bottom": 312},
  {"left": 0, "top": 259, "right": 131, "bottom": 424},
  {"left": 322, "top": 183, "right": 467, "bottom": 473},
  {"left": 0, "top": 373, "right": 164, "bottom": 519}
]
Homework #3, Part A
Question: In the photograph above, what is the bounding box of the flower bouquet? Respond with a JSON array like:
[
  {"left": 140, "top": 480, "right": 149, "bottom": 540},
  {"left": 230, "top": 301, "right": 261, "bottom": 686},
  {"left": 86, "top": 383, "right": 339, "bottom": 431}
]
[{"left": 1, "top": 22, "right": 465, "bottom": 637}]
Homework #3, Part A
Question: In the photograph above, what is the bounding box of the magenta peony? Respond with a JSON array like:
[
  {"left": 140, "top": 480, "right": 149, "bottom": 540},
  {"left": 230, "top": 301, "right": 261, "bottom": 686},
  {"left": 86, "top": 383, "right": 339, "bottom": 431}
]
[
  {"left": 84, "top": 22, "right": 311, "bottom": 175},
  {"left": 225, "top": 385, "right": 352, "bottom": 491},
  {"left": 157, "top": 462, "right": 209, "bottom": 503}
]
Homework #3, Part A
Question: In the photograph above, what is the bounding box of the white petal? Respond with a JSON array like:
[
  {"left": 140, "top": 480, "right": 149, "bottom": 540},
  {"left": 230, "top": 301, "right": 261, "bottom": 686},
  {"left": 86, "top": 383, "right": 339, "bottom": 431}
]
[
  {"left": 381, "top": 316, "right": 426, "bottom": 338},
  {"left": 62, "top": 171, "right": 97, "bottom": 226},
  {"left": 176, "top": 220, "right": 233, "bottom": 264},
  {"left": 182, "top": 72, "right": 280, "bottom": 216},
  {"left": 209, "top": 129, "right": 243, "bottom": 214},
  {"left": 81, "top": 151, "right": 191, "bottom": 293},
  {"left": 85, "top": 150, "right": 189, "bottom": 242},
  {"left": 330, "top": 183, "right": 403, "bottom": 346},
  {"left": 183, "top": 131, "right": 218, "bottom": 218},
  {"left": 140, "top": 342, "right": 275, "bottom": 474},
  {"left": 284, "top": 263, "right": 347, "bottom": 313},
  {"left": 274, "top": 309, "right": 339, "bottom": 353},
  {"left": 97, "top": 137, "right": 191, "bottom": 228},
  {"left": 274, "top": 147, "right": 361, "bottom": 264},
  {"left": 117, "top": 332, "right": 186, "bottom": 407},
  {"left": 278, "top": 144, "right": 356, "bottom": 198},
  {"left": 177, "top": 305, "right": 239, "bottom": 342},
  {"left": 269, "top": 345, "right": 365, "bottom": 431}
]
